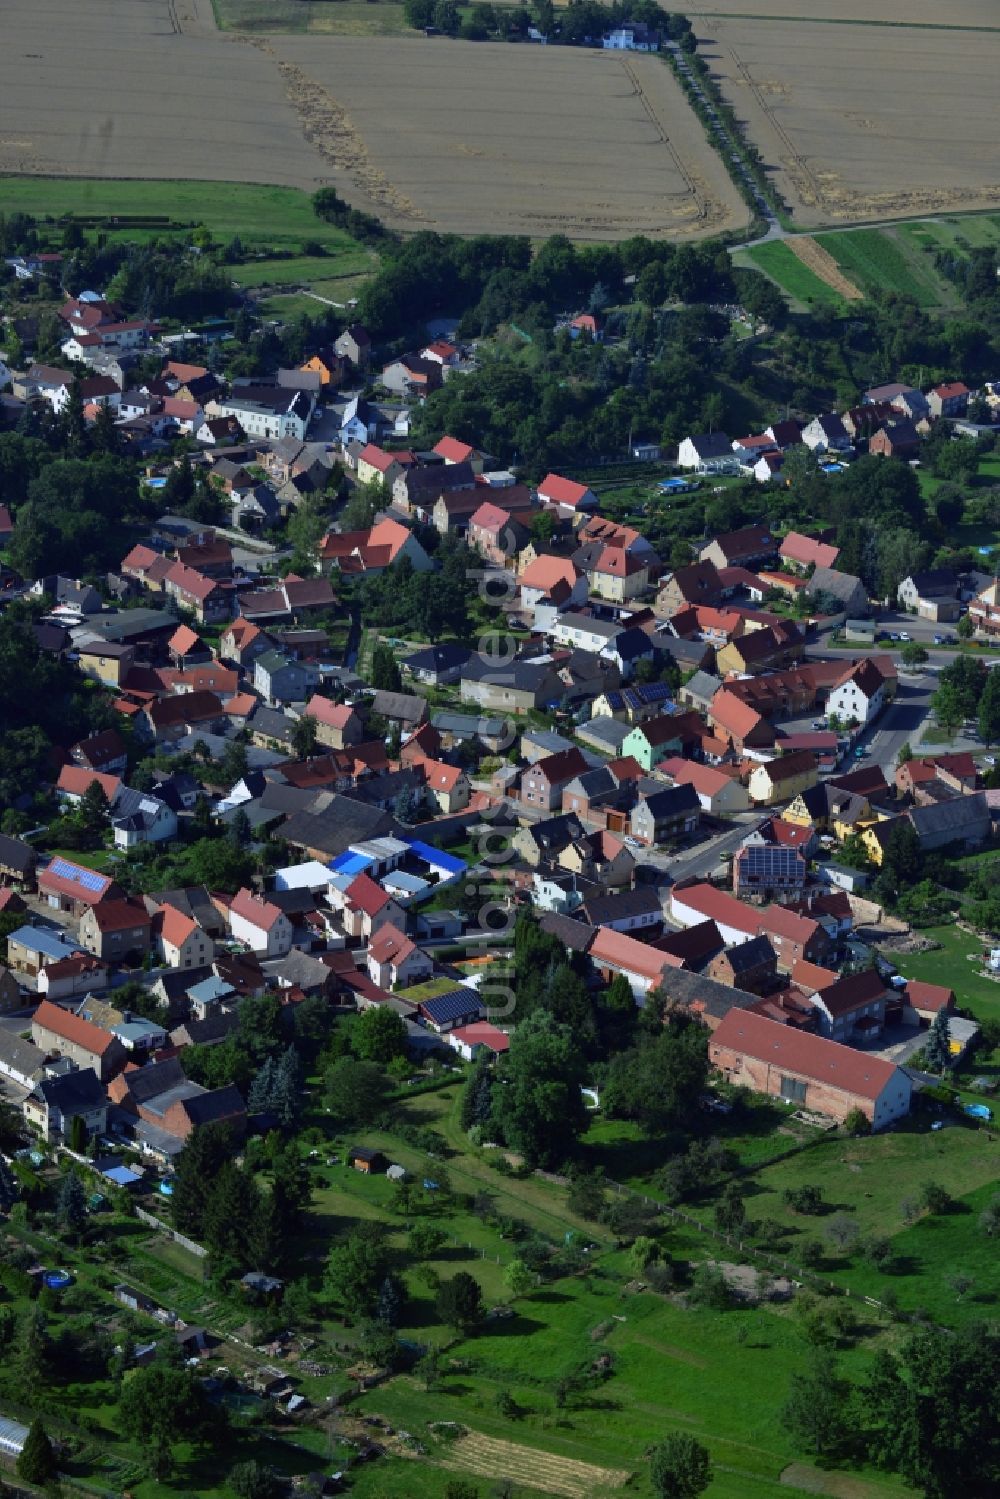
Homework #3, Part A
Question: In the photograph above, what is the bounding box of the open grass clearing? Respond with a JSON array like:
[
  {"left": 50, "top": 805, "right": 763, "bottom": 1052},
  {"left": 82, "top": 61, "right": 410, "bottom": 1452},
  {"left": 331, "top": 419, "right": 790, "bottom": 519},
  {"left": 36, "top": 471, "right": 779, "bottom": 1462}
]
[
  {"left": 888, "top": 922, "right": 1000, "bottom": 1024},
  {"left": 816, "top": 228, "right": 951, "bottom": 308},
  {"left": 739, "top": 241, "right": 848, "bottom": 310}
]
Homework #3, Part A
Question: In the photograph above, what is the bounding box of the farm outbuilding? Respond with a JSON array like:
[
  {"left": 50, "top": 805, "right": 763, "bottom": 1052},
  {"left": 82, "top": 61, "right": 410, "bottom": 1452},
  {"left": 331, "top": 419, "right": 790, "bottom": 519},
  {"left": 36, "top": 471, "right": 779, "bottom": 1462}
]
[{"left": 348, "top": 1146, "right": 387, "bottom": 1174}]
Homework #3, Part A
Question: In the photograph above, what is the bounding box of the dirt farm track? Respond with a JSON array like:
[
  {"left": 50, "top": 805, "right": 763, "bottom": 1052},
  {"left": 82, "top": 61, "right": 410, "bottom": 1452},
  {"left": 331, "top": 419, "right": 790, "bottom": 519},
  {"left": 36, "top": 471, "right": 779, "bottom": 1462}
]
[{"left": 0, "top": 0, "right": 747, "bottom": 242}]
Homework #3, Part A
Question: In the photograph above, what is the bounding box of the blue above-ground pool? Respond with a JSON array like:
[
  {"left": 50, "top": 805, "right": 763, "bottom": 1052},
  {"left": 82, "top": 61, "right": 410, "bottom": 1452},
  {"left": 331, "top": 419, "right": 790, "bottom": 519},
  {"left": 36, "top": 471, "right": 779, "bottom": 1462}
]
[
  {"left": 965, "top": 1103, "right": 992, "bottom": 1122},
  {"left": 43, "top": 1269, "right": 73, "bottom": 1290}
]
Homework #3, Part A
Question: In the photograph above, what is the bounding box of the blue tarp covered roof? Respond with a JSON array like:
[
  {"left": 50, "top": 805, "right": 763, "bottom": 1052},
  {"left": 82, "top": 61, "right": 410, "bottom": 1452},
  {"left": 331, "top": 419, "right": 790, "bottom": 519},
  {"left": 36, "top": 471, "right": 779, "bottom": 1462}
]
[{"left": 327, "top": 850, "right": 375, "bottom": 876}]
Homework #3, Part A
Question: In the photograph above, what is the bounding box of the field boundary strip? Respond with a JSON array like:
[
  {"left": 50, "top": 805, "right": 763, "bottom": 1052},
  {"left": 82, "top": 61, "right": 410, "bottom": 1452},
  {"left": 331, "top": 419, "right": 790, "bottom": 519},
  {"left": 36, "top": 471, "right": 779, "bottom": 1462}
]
[{"left": 785, "top": 237, "right": 862, "bottom": 300}]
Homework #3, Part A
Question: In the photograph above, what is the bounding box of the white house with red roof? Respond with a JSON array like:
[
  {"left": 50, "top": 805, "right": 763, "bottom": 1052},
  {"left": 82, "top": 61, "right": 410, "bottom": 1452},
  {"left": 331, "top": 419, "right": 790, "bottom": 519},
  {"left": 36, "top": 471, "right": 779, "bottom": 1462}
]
[
  {"left": 655, "top": 757, "right": 749, "bottom": 815},
  {"left": 519, "top": 556, "right": 587, "bottom": 612},
  {"left": 588, "top": 545, "right": 652, "bottom": 602},
  {"left": 421, "top": 340, "right": 460, "bottom": 367},
  {"left": 433, "top": 435, "right": 477, "bottom": 466},
  {"left": 228, "top": 888, "right": 293, "bottom": 957},
  {"left": 318, "top": 517, "right": 433, "bottom": 576},
  {"left": 420, "top": 759, "right": 472, "bottom": 814},
  {"left": 154, "top": 904, "right": 217, "bottom": 969},
  {"left": 827, "top": 659, "right": 887, "bottom": 727},
  {"left": 448, "top": 1021, "right": 510, "bottom": 1062},
  {"left": 536, "top": 473, "right": 598, "bottom": 513},
  {"left": 366, "top": 924, "right": 433, "bottom": 990}
]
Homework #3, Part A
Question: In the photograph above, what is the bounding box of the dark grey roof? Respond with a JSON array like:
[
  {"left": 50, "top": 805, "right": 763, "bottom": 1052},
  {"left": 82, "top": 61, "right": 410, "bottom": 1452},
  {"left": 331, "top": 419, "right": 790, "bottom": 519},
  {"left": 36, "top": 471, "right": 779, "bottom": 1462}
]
[
  {"left": 611, "top": 627, "right": 653, "bottom": 662},
  {"left": 521, "top": 812, "right": 585, "bottom": 854},
  {"left": 807, "top": 567, "right": 865, "bottom": 602},
  {"left": 419, "top": 988, "right": 482, "bottom": 1024},
  {"left": 906, "top": 569, "right": 957, "bottom": 598},
  {"left": 579, "top": 886, "right": 663, "bottom": 926},
  {"left": 31, "top": 1069, "right": 106, "bottom": 1113},
  {"left": 539, "top": 912, "right": 598, "bottom": 952},
  {"left": 718, "top": 934, "right": 775, "bottom": 974},
  {"left": 657, "top": 966, "right": 759, "bottom": 1022},
  {"left": 637, "top": 784, "right": 701, "bottom": 818},
  {"left": 909, "top": 792, "right": 989, "bottom": 840},
  {"left": 687, "top": 432, "right": 732, "bottom": 459},
  {"left": 371, "top": 690, "right": 426, "bottom": 722},
  {"left": 181, "top": 1084, "right": 244, "bottom": 1126},
  {"left": 0, "top": 834, "right": 37, "bottom": 874},
  {"left": 404, "top": 643, "right": 472, "bottom": 674},
  {"left": 248, "top": 706, "right": 297, "bottom": 743},
  {"left": 280, "top": 792, "right": 395, "bottom": 857},
  {"left": 123, "top": 1058, "right": 191, "bottom": 1105}
]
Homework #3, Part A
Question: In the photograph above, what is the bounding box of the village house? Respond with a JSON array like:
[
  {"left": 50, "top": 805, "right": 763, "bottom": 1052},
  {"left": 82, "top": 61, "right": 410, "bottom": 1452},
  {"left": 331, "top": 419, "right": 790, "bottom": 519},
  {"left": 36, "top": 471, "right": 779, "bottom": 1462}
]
[
  {"left": 805, "top": 566, "right": 869, "bottom": 617},
  {"left": 78, "top": 899, "right": 153, "bottom": 965},
  {"left": 253, "top": 651, "right": 319, "bottom": 706},
  {"left": 366, "top": 925, "right": 433, "bottom": 990},
  {"left": 588, "top": 546, "right": 652, "bottom": 602},
  {"left": 630, "top": 783, "right": 700, "bottom": 845},
  {"left": 578, "top": 886, "right": 662, "bottom": 933},
  {"left": 31, "top": 998, "right": 126, "bottom": 1082},
  {"left": 421, "top": 759, "right": 472, "bottom": 814},
  {"left": 732, "top": 843, "right": 807, "bottom": 902},
  {"left": 655, "top": 758, "right": 750, "bottom": 815},
  {"left": 228, "top": 888, "right": 293, "bottom": 957},
  {"left": 154, "top": 904, "right": 217, "bottom": 969},
  {"left": 709, "top": 1010, "right": 911, "bottom": 1128},
  {"left": 468, "top": 501, "right": 530, "bottom": 568},
  {"left": 24, "top": 1069, "right": 108, "bottom": 1144},
  {"left": 536, "top": 473, "right": 598, "bottom": 513},
  {"left": 677, "top": 433, "right": 736, "bottom": 473},
  {"left": 896, "top": 570, "right": 960, "bottom": 622},
  {"left": 519, "top": 748, "right": 590, "bottom": 812},
  {"left": 707, "top": 934, "right": 777, "bottom": 996},
  {"left": 700, "top": 525, "right": 776, "bottom": 571},
  {"left": 926, "top": 381, "right": 970, "bottom": 419},
  {"left": 337, "top": 873, "right": 406, "bottom": 942},
  {"left": 827, "top": 659, "right": 887, "bottom": 726},
  {"left": 808, "top": 968, "right": 889, "bottom": 1043},
  {"left": 748, "top": 751, "right": 819, "bottom": 808},
  {"left": 799, "top": 415, "right": 851, "bottom": 455},
  {"left": 38, "top": 857, "right": 120, "bottom": 918}
]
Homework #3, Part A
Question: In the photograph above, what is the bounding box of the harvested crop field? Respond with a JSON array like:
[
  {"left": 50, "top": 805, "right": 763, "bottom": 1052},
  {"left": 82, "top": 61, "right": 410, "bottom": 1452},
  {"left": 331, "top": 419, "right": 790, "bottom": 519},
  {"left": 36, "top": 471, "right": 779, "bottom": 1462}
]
[
  {"left": 0, "top": 0, "right": 746, "bottom": 243},
  {"left": 699, "top": 17, "right": 1000, "bottom": 225},
  {"left": 264, "top": 35, "right": 749, "bottom": 239},
  {"left": 442, "top": 1431, "right": 630, "bottom": 1497},
  {"left": 683, "top": 0, "right": 1000, "bottom": 25}
]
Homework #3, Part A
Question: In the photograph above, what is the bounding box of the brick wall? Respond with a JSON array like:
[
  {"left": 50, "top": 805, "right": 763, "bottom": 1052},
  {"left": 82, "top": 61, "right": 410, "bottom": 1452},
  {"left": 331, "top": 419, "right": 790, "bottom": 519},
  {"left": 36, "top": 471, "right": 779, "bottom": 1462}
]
[{"left": 709, "top": 1040, "right": 872, "bottom": 1125}]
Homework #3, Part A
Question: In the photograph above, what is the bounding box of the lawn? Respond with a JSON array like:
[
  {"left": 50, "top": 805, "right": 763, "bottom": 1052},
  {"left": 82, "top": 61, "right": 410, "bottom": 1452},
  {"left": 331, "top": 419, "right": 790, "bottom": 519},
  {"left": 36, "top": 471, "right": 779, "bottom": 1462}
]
[
  {"left": 213, "top": 0, "right": 412, "bottom": 35},
  {"left": 233, "top": 251, "right": 374, "bottom": 289},
  {"left": 816, "top": 228, "right": 948, "bottom": 309},
  {"left": 887, "top": 922, "right": 1000, "bottom": 1024},
  {"left": 739, "top": 241, "right": 848, "bottom": 309},
  {"left": 351, "top": 1279, "right": 914, "bottom": 1499}
]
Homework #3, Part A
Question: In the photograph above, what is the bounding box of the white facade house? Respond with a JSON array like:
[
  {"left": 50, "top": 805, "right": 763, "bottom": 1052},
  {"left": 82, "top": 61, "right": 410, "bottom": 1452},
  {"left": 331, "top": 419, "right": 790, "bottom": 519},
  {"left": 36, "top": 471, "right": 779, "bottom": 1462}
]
[
  {"left": 228, "top": 888, "right": 293, "bottom": 957},
  {"left": 209, "top": 388, "right": 314, "bottom": 442},
  {"left": 676, "top": 433, "right": 738, "bottom": 473},
  {"left": 602, "top": 26, "right": 660, "bottom": 51},
  {"left": 801, "top": 413, "right": 852, "bottom": 453},
  {"left": 827, "top": 661, "right": 886, "bottom": 726},
  {"left": 549, "top": 613, "right": 622, "bottom": 654}
]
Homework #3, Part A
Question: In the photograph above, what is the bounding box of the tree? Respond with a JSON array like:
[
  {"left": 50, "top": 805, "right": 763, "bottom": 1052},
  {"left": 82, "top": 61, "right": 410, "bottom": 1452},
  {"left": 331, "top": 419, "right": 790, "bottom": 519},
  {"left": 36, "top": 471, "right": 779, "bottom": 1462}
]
[
  {"left": 326, "top": 1227, "right": 389, "bottom": 1319},
  {"left": 861, "top": 1324, "right": 1000, "bottom": 1496},
  {"left": 603, "top": 1018, "right": 708, "bottom": 1136},
  {"left": 900, "top": 640, "right": 928, "bottom": 668},
  {"left": 409, "top": 1223, "right": 446, "bottom": 1258},
  {"left": 291, "top": 712, "right": 319, "bottom": 759},
  {"left": 56, "top": 1169, "right": 87, "bottom": 1236},
  {"left": 923, "top": 1009, "right": 952, "bottom": 1074},
  {"left": 16, "top": 1307, "right": 51, "bottom": 1399},
  {"left": 824, "top": 1212, "right": 860, "bottom": 1255},
  {"left": 171, "top": 1122, "right": 237, "bottom": 1239},
  {"left": 920, "top": 1180, "right": 953, "bottom": 1215},
  {"left": 979, "top": 665, "right": 1000, "bottom": 746},
  {"left": 119, "top": 1357, "right": 215, "bottom": 1477},
  {"left": 370, "top": 641, "right": 402, "bottom": 693},
  {"left": 492, "top": 1011, "right": 589, "bottom": 1169},
  {"left": 649, "top": 1433, "right": 712, "bottom": 1499},
  {"left": 229, "top": 1460, "right": 284, "bottom": 1499},
  {"left": 783, "top": 1348, "right": 850, "bottom": 1456},
  {"left": 958, "top": 611, "right": 975, "bottom": 641},
  {"left": 932, "top": 680, "right": 965, "bottom": 740},
  {"left": 842, "top": 1106, "right": 870, "bottom": 1137},
  {"left": 714, "top": 1182, "right": 746, "bottom": 1238},
  {"left": 354, "top": 1004, "right": 408, "bottom": 1064},
  {"left": 324, "top": 1057, "right": 391, "bottom": 1126},
  {"left": 68, "top": 1112, "right": 87, "bottom": 1153},
  {"left": 504, "top": 1259, "right": 535, "bottom": 1298},
  {"left": 16, "top": 1418, "right": 56, "bottom": 1487},
  {"left": 436, "top": 1270, "right": 484, "bottom": 1331}
]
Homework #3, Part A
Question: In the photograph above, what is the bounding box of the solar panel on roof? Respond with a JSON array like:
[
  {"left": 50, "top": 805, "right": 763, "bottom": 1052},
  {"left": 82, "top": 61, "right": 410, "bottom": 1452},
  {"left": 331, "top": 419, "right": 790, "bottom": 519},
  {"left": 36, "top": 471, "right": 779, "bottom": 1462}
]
[
  {"left": 740, "top": 846, "right": 802, "bottom": 878},
  {"left": 49, "top": 857, "right": 105, "bottom": 891}
]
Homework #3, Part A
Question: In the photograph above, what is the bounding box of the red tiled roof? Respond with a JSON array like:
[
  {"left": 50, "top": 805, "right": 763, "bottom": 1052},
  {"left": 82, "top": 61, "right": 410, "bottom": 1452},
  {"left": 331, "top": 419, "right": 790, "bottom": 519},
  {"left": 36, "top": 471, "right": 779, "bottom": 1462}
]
[
  {"left": 346, "top": 872, "right": 391, "bottom": 917},
  {"left": 779, "top": 532, "right": 840, "bottom": 570},
  {"left": 169, "top": 624, "right": 202, "bottom": 656},
  {"left": 656, "top": 757, "right": 733, "bottom": 798},
  {"left": 305, "top": 694, "right": 357, "bottom": 730},
  {"left": 56, "top": 766, "right": 120, "bottom": 802},
  {"left": 520, "top": 555, "right": 580, "bottom": 592},
  {"left": 434, "top": 435, "right": 474, "bottom": 463},
  {"left": 421, "top": 759, "right": 465, "bottom": 792},
  {"left": 709, "top": 688, "right": 767, "bottom": 740},
  {"left": 812, "top": 969, "right": 885, "bottom": 1016},
  {"left": 157, "top": 903, "right": 200, "bottom": 949},
  {"left": 368, "top": 923, "right": 418, "bottom": 966},
  {"left": 538, "top": 473, "right": 591, "bottom": 508},
  {"left": 672, "top": 883, "right": 757, "bottom": 936},
  {"left": 590, "top": 926, "right": 673, "bottom": 981},
  {"left": 230, "top": 887, "right": 285, "bottom": 934},
  {"left": 450, "top": 1021, "right": 510, "bottom": 1053},
  {"left": 33, "top": 998, "right": 117, "bottom": 1056},
  {"left": 904, "top": 979, "right": 953, "bottom": 1013},
  {"left": 711, "top": 1009, "right": 898, "bottom": 1101},
  {"left": 790, "top": 958, "right": 838, "bottom": 992},
  {"left": 88, "top": 898, "right": 152, "bottom": 934},
  {"left": 38, "top": 858, "right": 115, "bottom": 905},
  {"left": 164, "top": 561, "right": 219, "bottom": 603}
]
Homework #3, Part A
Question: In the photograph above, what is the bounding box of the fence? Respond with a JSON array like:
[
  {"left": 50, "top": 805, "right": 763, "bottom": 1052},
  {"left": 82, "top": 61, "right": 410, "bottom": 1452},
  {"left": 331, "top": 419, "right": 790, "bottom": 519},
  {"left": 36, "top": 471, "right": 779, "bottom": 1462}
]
[{"left": 134, "top": 1206, "right": 207, "bottom": 1258}]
